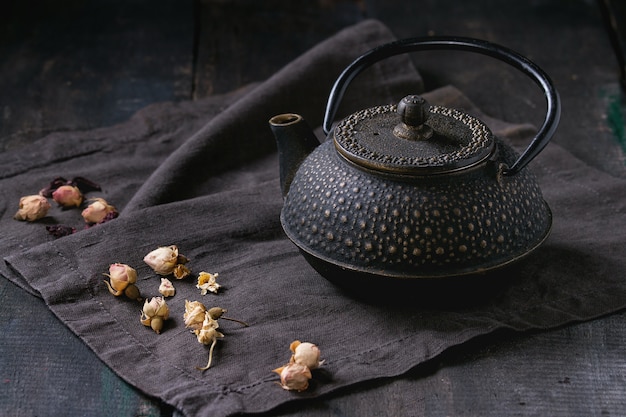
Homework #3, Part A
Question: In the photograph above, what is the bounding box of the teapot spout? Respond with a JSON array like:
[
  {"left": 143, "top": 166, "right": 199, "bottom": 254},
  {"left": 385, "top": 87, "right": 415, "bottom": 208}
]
[{"left": 269, "top": 113, "right": 320, "bottom": 198}]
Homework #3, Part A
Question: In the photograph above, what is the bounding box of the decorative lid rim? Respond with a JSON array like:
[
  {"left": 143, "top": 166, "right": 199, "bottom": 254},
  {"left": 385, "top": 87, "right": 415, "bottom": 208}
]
[{"left": 333, "top": 104, "right": 495, "bottom": 175}]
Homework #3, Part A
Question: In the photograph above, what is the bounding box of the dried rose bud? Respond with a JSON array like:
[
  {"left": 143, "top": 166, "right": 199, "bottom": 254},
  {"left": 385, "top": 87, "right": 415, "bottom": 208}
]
[
  {"left": 195, "top": 311, "right": 225, "bottom": 371},
  {"left": 14, "top": 195, "right": 51, "bottom": 221},
  {"left": 124, "top": 284, "right": 141, "bottom": 302},
  {"left": 143, "top": 296, "right": 169, "bottom": 318},
  {"left": 81, "top": 198, "right": 117, "bottom": 224},
  {"left": 208, "top": 306, "right": 227, "bottom": 320},
  {"left": 183, "top": 300, "right": 207, "bottom": 331},
  {"left": 158, "top": 278, "right": 175, "bottom": 297},
  {"left": 196, "top": 311, "right": 224, "bottom": 345},
  {"left": 291, "top": 341, "right": 323, "bottom": 370},
  {"left": 143, "top": 245, "right": 184, "bottom": 275},
  {"left": 196, "top": 272, "right": 220, "bottom": 295},
  {"left": 140, "top": 297, "right": 170, "bottom": 334},
  {"left": 103, "top": 263, "right": 138, "bottom": 297},
  {"left": 51, "top": 185, "right": 83, "bottom": 208},
  {"left": 273, "top": 363, "right": 312, "bottom": 392},
  {"left": 40, "top": 176, "right": 101, "bottom": 198},
  {"left": 173, "top": 263, "right": 191, "bottom": 280}
]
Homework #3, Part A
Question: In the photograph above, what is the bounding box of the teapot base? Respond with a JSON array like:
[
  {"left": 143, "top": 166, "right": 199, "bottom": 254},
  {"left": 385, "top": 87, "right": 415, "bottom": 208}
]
[
  {"left": 300, "top": 249, "right": 525, "bottom": 307},
  {"left": 293, "top": 223, "right": 551, "bottom": 307}
]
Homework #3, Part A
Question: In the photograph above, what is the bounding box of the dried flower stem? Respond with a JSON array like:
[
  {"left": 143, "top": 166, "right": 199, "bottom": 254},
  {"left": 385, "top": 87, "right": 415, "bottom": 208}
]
[
  {"left": 207, "top": 307, "right": 249, "bottom": 327},
  {"left": 196, "top": 338, "right": 218, "bottom": 371},
  {"left": 220, "top": 316, "right": 249, "bottom": 327}
]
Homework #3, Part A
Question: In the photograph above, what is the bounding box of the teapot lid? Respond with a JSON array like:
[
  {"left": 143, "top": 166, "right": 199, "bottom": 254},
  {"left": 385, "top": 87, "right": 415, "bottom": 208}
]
[{"left": 333, "top": 95, "right": 495, "bottom": 175}]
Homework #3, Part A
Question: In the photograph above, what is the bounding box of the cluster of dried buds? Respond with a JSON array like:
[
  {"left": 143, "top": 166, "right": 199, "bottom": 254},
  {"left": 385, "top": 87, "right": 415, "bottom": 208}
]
[
  {"left": 184, "top": 300, "right": 247, "bottom": 371},
  {"left": 13, "top": 176, "right": 118, "bottom": 237},
  {"left": 101, "top": 246, "right": 190, "bottom": 332},
  {"left": 273, "top": 341, "right": 324, "bottom": 392},
  {"left": 144, "top": 245, "right": 191, "bottom": 279},
  {"left": 102, "top": 246, "right": 252, "bottom": 373}
]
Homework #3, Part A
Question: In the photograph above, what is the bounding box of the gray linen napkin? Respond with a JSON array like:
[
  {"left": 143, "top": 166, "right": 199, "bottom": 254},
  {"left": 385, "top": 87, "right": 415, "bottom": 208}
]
[{"left": 2, "top": 20, "right": 626, "bottom": 417}]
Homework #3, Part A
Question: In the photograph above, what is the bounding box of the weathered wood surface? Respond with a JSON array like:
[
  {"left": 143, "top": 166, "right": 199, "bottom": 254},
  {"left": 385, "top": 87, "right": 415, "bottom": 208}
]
[{"left": 1, "top": 1, "right": 625, "bottom": 415}]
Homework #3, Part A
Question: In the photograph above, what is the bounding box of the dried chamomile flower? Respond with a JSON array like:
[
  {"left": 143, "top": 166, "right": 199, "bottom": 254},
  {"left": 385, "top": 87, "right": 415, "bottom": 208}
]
[
  {"left": 196, "top": 271, "right": 220, "bottom": 295},
  {"left": 173, "top": 263, "right": 191, "bottom": 280},
  {"left": 158, "top": 278, "right": 175, "bottom": 297},
  {"left": 14, "top": 194, "right": 51, "bottom": 221},
  {"left": 143, "top": 245, "right": 189, "bottom": 276},
  {"left": 103, "top": 263, "right": 141, "bottom": 301},
  {"left": 183, "top": 300, "right": 207, "bottom": 331},
  {"left": 290, "top": 341, "right": 324, "bottom": 370},
  {"left": 273, "top": 363, "right": 312, "bottom": 392},
  {"left": 81, "top": 198, "right": 118, "bottom": 224},
  {"left": 140, "top": 297, "right": 170, "bottom": 334},
  {"left": 51, "top": 185, "right": 83, "bottom": 208}
]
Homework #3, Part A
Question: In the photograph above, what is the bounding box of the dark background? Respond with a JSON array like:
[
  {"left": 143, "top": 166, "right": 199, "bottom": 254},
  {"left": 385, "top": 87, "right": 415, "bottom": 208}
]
[{"left": 1, "top": 1, "right": 625, "bottom": 415}]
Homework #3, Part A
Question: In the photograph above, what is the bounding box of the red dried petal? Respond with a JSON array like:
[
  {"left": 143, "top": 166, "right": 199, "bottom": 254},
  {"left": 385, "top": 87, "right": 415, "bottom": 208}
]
[{"left": 46, "top": 224, "right": 77, "bottom": 238}]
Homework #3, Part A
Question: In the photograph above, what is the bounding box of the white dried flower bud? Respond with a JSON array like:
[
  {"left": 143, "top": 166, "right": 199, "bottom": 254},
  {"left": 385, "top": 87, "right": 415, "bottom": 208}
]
[
  {"left": 273, "top": 363, "right": 312, "bottom": 392},
  {"left": 158, "top": 278, "right": 175, "bottom": 297},
  {"left": 143, "top": 245, "right": 186, "bottom": 275},
  {"left": 183, "top": 300, "right": 206, "bottom": 331},
  {"left": 291, "top": 341, "right": 323, "bottom": 370},
  {"left": 196, "top": 272, "right": 220, "bottom": 295},
  {"left": 196, "top": 311, "right": 224, "bottom": 345},
  {"left": 14, "top": 194, "right": 51, "bottom": 221},
  {"left": 140, "top": 297, "right": 169, "bottom": 334},
  {"left": 195, "top": 310, "right": 225, "bottom": 371}
]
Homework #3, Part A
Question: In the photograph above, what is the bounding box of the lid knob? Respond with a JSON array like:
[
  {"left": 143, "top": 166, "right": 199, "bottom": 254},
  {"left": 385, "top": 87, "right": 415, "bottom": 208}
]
[{"left": 393, "top": 95, "right": 433, "bottom": 141}]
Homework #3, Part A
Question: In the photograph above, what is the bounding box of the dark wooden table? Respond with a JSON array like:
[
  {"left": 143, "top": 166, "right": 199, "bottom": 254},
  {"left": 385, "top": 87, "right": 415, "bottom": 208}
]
[{"left": 2, "top": 1, "right": 626, "bottom": 415}]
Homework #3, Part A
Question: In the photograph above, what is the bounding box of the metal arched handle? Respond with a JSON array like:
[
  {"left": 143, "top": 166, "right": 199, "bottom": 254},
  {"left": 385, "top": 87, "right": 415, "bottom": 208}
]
[{"left": 323, "top": 36, "right": 561, "bottom": 176}]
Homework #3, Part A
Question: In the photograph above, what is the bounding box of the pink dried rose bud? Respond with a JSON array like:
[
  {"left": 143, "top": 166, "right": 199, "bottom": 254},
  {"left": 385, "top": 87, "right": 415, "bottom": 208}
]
[
  {"left": 291, "top": 341, "right": 324, "bottom": 370},
  {"left": 81, "top": 198, "right": 117, "bottom": 224},
  {"left": 140, "top": 297, "right": 170, "bottom": 334},
  {"left": 103, "top": 263, "right": 140, "bottom": 300},
  {"left": 273, "top": 363, "right": 312, "bottom": 392},
  {"left": 40, "top": 176, "right": 101, "bottom": 198},
  {"left": 51, "top": 185, "right": 83, "bottom": 207},
  {"left": 14, "top": 194, "right": 51, "bottom": 221},
  {"left": 143, "top": 245, "right": 188, "bottom": 276}
]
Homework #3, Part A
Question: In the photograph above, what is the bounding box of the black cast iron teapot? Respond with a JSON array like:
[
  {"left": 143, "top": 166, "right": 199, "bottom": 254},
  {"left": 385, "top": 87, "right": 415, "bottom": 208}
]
[{"left": 269, "top": 37, "right": 560, "bottom": 290}]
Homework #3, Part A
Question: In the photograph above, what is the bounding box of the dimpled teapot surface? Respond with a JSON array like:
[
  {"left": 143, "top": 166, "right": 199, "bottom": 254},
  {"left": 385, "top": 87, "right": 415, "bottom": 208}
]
[{"left": 270, "top": 37, "right": 560, "bottom": 287}]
